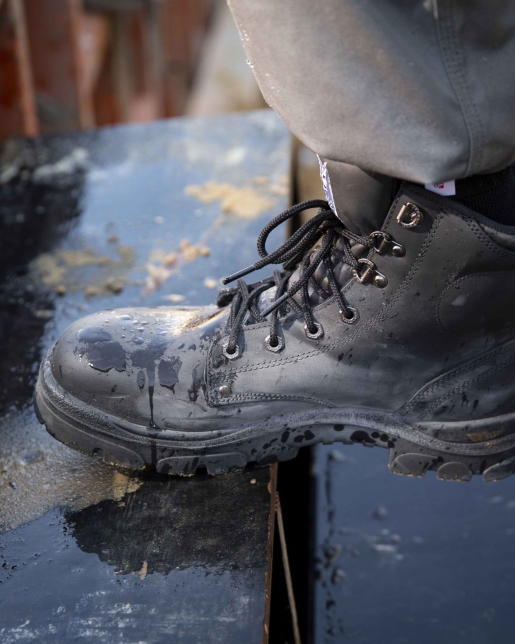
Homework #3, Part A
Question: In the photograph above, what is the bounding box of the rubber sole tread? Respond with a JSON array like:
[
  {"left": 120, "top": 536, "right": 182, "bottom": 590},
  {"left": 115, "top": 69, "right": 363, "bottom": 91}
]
[{"left": 34, "top": 389, "right": 515, "bottom": 482}]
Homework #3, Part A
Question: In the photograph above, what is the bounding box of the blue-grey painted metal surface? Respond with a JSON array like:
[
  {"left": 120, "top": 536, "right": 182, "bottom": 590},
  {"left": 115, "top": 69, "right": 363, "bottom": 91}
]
[
  {"left": 0, "top": 110, "right": 290, "bottom": 642},
  {"left": 313, "top": 443, "right": 515, "bottom": 643}
]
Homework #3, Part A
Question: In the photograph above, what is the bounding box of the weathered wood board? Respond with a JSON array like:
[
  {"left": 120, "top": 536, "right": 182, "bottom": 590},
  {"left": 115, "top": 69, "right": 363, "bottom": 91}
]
[{"left": 0, "top": 110, "right": 290, "bottom": 643}]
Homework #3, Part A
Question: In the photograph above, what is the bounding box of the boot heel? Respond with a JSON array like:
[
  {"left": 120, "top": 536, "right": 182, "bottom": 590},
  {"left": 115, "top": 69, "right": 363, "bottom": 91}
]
[
  {"left": 388, "top": 439, "right": 472, "bottom": 482},
  {"left": 388, "top": 436, "right": 515, "bottom": 482}
]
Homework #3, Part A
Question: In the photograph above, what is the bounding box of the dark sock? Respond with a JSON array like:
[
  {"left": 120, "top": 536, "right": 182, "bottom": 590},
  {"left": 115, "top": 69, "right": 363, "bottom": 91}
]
[{"left": 450, "top": 163, "right": 515, "bottom": 226}]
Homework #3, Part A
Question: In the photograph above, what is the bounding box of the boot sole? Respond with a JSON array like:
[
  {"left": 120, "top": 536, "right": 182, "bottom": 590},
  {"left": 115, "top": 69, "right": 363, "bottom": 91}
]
[{"left": 35, "top": 357, "right": 515, "bottom": 482}]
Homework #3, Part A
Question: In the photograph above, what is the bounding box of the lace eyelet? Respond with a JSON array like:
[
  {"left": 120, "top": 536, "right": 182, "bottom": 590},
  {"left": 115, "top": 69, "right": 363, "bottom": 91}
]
[
  {"left": 396, "top": 202, "right": 423, "bottom": 229},
  {"left": 340, "top": 307, "right": 359, "bottom": 325},
  {"left": 265, "top": 334, "right": 284, "bottom": 353},
  {"left": 222, "top": 342, "right": 240, "bottom": 360},
  {"left": 352, "top": 258, "right": 388, "bottom": 288},
  {"left": 304, "top": 322, "right": 324, "bottom": 340},
  {"left": 369, "top": 231, "right": 405, "bottom": 257}
]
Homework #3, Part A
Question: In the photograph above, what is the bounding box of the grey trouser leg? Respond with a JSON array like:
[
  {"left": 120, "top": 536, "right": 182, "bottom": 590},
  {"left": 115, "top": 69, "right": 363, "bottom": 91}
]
[{"left": 227, "top": 0, "right": 515, "bottom": 184}]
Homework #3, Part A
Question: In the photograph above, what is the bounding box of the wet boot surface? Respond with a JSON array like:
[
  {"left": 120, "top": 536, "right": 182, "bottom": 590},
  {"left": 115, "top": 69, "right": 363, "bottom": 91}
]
[{"left": 0, "top": 111, "right": 288, "bottom": 642}]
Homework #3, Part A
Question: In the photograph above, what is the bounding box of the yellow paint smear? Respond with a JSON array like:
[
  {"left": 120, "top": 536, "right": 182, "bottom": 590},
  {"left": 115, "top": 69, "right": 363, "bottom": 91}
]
[
  {"left": 185, "top": 181, "right": 273, "bottom": 219},
  {"left": 144, "top": 240, "right": 211, "bottom": 295},
  {"left": 138, "top": 561, "right": 148, "bottom": 581},
  {"left": 31, "top": 245, "right": 136, "bottom": 298}
]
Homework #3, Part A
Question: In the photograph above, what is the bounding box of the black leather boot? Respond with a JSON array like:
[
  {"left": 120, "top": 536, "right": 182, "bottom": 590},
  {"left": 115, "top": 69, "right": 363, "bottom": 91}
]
[{"left": 35, "top": 169, "right": 515, "bottom": 481}]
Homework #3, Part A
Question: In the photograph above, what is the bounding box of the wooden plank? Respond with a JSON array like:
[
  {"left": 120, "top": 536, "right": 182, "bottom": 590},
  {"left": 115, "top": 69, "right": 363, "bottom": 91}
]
[
  {"left": 94, "top": 5, "right": 163, "bottom": 125},
  {"left": 79, "top": 10, "right": 110, "bottom": 119},
  {"left": 123, "top": 4, "right": 162, "bottom": 122},
  {"left": 263, "top": 463, "right": 278, "bottom": 644},
  {"left": 185, "top": 0, "right": 264, "bottom": 116},
  {"left": 161, "top": 0, "right": 210, "bottom": 117},
  {"left": 0, "top": 110, "right": 291, "bottom": 642},
  {"left": 276, "top": 492, "right": 302, "bottom": 644},
  {"left": 312, "top": 442, "right": 515, "bottom": 642},
  {"left": 161, "top": 0, "right": 191, "bottom": 116},
  {"left": 24, "top": 0, "right": 93, "bottom": 133},
  {"left": 0, "top": 0, "right": 38, "bottom": 139}
]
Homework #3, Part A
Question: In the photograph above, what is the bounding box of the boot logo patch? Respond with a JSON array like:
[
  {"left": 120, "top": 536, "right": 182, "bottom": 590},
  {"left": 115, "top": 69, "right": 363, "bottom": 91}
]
[{"left": 317, "top": 155, "right": 337, "bottom": 213}]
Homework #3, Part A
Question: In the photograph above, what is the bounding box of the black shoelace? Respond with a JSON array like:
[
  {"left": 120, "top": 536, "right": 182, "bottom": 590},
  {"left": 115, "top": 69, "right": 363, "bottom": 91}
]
[{"left": 219, "top": 199, "right": 391, "bottom": 358}]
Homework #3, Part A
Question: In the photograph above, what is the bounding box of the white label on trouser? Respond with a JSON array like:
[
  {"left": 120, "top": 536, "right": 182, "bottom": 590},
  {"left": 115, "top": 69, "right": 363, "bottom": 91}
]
[
  {"left": 424, "top": 180, "right": 456, "bottom": 196},
  {"left": 317, "top": 155, "right": 337, "bottom": 213}
]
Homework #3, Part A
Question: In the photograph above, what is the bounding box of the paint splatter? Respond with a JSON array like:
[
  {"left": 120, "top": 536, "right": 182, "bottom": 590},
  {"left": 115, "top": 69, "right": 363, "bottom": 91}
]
[{"left": 185, "top": 181, "right": 273, "bottom": 219}]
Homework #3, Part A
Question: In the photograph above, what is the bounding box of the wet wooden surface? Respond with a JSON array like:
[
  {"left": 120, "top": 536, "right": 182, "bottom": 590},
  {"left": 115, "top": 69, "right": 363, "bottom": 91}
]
[
  {"left": 312, "top": 442, "right": 515, "bottom": 643},
  {"left": 0, "top": 110, "right": 290, "bottom": 642}
]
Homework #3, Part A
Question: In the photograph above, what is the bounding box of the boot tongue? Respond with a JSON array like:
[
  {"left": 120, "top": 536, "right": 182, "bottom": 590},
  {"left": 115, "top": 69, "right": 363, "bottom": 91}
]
[
  {"left": 296, "top": 160, "right": 397, "bottom": 303},
  {"left": 257, "top": 161, "right": 397, "bottom": 315},
  {"left": 319, "top": 157, "right": 397, "bottom": 235}
]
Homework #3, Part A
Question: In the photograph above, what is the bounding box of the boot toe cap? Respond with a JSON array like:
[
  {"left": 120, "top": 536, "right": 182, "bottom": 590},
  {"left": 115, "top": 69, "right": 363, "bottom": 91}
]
[{"left": 46, "top": 306, "right": 221, "bottom": 424}]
